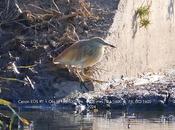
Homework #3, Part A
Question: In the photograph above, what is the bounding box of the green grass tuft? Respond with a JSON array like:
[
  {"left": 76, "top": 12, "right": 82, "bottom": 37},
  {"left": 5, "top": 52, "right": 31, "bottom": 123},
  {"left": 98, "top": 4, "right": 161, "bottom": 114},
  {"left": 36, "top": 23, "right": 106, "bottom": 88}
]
[
  {"left": 136, "top": 5, "right": 150, "bottom": 19},
  {"left": 135, "top": 5, "right": 151, "bottom": 28},
  {"left": 140, "top": 18, "right": 151, "bottom": 28}
]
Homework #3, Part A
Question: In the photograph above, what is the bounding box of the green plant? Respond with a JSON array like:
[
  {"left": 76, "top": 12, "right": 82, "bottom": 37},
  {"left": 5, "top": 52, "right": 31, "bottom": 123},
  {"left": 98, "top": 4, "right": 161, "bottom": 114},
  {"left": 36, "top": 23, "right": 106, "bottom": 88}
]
[
  {"left": 9, "top": 114, "right": 17, "bottom": 130},
  {"left": 135, "top": 5, "right": 151, "bottom": 28},
  {"left": 136, "top": 5, "right": 150, "bottom": 19},
  {"left": 140, "top": 18, "right": 151, "bottom": 28},
  {"left": 0, "top": 120, "right": 3, "bottom": 128},
  {"left": 0, "top": 99, "right": 30, "bottom": 129}
]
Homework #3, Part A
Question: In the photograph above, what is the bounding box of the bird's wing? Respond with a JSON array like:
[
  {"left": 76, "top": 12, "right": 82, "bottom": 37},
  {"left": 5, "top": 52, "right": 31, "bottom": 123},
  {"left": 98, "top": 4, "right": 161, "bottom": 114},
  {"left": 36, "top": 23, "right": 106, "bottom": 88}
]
[{"left": 53, "top": 42, "right": 87, "bottom": 65}]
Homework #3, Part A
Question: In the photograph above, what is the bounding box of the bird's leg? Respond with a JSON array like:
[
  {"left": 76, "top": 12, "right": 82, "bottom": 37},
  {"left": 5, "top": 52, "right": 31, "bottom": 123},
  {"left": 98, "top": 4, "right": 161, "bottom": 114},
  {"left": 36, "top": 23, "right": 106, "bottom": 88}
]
[
  {"left": 66, "top": 65, "right": 84, "bottom": 81},
  {"left": 68, "top": 66, "right": 84, "bottom": 81},
  {"left": 75, "top": 68, "right": 85, "bottom": 82},
  {"left": 74, "top": 68, "right": 92, "bottom": 91},
  {"left": 66, "top": 67, "right": 89, "bottom": 91},
  {"left": 81, "top": 69, "right": 108, "bottom": 83}
]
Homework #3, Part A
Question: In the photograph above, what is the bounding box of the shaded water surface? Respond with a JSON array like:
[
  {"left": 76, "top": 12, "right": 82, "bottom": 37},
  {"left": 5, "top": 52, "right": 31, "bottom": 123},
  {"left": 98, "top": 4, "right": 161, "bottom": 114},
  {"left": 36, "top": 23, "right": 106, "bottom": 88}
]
[{"left": 1, "top": 110, "right": 175, "bottom": 130}]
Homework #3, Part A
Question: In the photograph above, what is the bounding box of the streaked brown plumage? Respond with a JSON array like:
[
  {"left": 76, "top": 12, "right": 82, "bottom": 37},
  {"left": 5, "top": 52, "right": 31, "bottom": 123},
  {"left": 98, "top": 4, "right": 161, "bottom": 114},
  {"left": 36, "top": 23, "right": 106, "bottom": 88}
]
[{"left": 53, "top": 37, "right": 116, "bottom": 82}]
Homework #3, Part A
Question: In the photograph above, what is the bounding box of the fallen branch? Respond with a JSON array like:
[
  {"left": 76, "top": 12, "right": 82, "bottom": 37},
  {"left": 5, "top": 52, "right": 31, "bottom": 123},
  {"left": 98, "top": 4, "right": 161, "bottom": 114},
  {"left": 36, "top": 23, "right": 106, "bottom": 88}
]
[
  {"left": 16, "top": 64, "right": 36, "bottom": 69},
  {"left": 52, "top": 0, "right": 60, "bottom": 13},
  {"left": 0, "top": 76, "right": 27, "bottom": 84},
  {"left": 0, "top": 76, "right": 35, "bottom": 89},
  {"left": 24, "top": 12, "right": 78, "bottom": 29},
  {"left": 56, "top": 12, "right": 78, "bottom": 20},
  {"left": 28, "top": 4, "right": 53, "bottom": 14},
  {"left": 25, "top": 76, "right": 35, "bottom": 89}
]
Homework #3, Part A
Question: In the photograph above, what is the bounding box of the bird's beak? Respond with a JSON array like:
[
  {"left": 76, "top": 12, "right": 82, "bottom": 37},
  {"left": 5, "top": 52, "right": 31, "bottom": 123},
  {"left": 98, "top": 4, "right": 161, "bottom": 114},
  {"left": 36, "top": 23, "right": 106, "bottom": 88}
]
[{"left": 104, "top": 42, "right": 116, "bottom": 48}]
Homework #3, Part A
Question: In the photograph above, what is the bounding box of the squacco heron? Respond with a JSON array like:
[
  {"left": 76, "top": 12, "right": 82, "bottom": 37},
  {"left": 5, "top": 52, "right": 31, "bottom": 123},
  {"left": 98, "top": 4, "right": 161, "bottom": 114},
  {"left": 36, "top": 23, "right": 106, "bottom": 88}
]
[{"left": 53, "top": 37, "right": 116, "bottom": 82}]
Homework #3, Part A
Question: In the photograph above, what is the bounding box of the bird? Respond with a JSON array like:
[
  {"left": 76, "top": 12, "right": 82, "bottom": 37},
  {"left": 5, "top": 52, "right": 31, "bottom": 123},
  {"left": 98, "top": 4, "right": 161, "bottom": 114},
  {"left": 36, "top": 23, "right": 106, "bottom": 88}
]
[{"left": 53, "top": 37, "right": 116, "bottom": 82}]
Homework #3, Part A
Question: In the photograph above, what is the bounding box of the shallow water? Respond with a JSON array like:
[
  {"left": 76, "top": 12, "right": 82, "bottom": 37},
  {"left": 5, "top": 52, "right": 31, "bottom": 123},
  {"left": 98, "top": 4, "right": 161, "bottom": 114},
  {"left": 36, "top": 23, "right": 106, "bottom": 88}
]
[{"left": 1, "top": 110, "right": 175, "bottom": 130}]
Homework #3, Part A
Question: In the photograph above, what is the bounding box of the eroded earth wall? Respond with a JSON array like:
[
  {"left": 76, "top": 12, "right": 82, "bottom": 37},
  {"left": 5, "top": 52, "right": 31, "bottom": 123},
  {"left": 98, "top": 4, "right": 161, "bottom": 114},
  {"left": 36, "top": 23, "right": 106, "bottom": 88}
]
[{"left": 94, "top": 0, "right": 175, "bottom": 81}]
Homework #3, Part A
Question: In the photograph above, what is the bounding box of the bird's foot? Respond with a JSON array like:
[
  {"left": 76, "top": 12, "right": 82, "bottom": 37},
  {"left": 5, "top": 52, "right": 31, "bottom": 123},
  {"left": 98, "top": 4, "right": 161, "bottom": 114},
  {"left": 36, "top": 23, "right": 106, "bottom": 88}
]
[{"left": 80, "top": 81, "right": 88, "bottom": 92}]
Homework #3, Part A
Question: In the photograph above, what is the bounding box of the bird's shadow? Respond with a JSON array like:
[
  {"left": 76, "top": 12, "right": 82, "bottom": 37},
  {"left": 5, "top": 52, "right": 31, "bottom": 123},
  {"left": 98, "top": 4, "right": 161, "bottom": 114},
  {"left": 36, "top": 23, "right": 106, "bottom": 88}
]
[{"left": 35, "top": 63, "right": 94, "bottom": 99}]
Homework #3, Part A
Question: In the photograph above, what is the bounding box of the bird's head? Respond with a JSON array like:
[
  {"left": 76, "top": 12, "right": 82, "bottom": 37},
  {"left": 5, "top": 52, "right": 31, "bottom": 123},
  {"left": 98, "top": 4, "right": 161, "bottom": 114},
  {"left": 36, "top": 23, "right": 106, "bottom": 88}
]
[{"left": 90, "top": 37, "right": 116, "bottom": 48}]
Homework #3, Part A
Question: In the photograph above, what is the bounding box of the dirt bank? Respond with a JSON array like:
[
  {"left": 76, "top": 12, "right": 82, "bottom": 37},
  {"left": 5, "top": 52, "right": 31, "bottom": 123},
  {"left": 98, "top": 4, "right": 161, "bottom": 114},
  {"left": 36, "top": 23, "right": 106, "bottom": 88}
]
[
  {"left": 94, "top": 0, "right": 175, "bottom": 81},
  {"left": 0, "top": 0, "right": 118, "bottom": 100}
]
